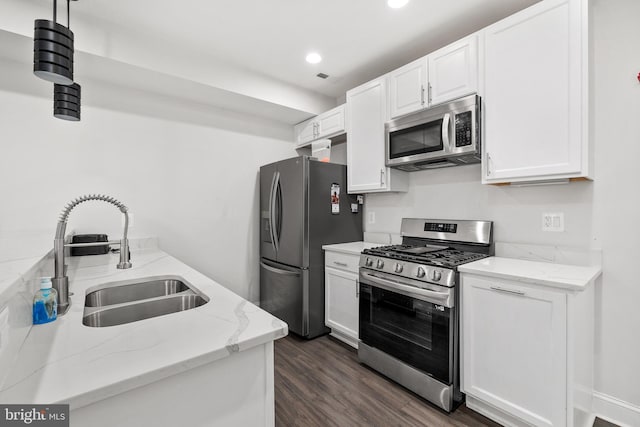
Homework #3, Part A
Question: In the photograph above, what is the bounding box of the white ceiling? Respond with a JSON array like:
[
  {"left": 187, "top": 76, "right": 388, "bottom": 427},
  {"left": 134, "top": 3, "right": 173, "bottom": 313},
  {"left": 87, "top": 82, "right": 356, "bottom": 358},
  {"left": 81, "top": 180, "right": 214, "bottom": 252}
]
[{"left": 66, "top": 0, "right": 540, "bottom": 100}]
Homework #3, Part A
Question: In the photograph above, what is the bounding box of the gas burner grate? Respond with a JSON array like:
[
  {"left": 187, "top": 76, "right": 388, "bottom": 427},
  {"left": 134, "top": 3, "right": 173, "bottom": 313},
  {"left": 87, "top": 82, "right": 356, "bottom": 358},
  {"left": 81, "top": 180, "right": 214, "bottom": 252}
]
[{"left": 362, "top": 244, "right": 488, "bottom": 268}]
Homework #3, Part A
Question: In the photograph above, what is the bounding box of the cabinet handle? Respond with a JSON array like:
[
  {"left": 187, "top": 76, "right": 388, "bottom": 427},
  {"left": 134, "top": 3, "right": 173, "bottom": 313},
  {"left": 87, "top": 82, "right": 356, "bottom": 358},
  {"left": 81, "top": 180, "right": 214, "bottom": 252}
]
[
  {"left": 421, "top": 85, "right": 425, "bottom": 106},
  {"left": 428, "top": 83, "right": 432, "bottom": 104},
  {"left": 490, "top": 286, "right": 525, "bottom": 296},
  {"left": 380, "top": 168, "right": 385, "bottom": 186},
  {"left": 333, "top": 261, "right": 348, "bottom": 267},
  {"left": 313, "top": 122, "right": 318, "bottom": 138},
  {"left": 486, "top": 152, "right": 492, "bottom": 177},
  {"left": 356, "top": 279, "right": 359, "bottom": 298}
]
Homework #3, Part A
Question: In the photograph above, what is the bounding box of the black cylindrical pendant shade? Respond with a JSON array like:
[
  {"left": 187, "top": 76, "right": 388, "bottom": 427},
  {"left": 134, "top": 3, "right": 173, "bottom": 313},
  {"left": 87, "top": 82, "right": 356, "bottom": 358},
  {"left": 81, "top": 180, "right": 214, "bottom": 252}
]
[
  {"left": 34, "top": 19, "right": 75, "bottom": 85},
  {"left": 54, "top": 83, "right": 81, "bottom": 121}
]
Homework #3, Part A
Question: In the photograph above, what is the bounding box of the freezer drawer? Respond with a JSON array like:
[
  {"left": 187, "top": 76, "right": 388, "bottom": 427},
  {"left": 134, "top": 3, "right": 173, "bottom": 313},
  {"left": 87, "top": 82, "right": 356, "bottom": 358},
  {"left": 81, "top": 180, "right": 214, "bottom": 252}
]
[{"left": 260, "top": 258, "right": 308, "bottom": 336}]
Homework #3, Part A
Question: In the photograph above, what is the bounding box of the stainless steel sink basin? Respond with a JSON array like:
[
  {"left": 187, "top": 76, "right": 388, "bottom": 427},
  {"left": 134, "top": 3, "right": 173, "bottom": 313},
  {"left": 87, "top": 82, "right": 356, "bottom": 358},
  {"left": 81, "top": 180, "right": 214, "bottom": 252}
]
[
  {"left": 85, "top": 278, "right": 190, "bottom": 307},
  {"left": 83, "top": 294, "right": 207, "bottom": 327},
  {"left": 82, "top": 275, "right": 209, "bottom": 327}
]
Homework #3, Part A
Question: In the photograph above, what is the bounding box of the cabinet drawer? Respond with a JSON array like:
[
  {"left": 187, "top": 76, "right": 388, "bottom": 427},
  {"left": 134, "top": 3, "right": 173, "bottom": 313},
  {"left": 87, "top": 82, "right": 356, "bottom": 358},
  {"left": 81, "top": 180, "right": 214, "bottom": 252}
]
[{"left": 324, "top": 251, "right": 360, "bottom": 273}]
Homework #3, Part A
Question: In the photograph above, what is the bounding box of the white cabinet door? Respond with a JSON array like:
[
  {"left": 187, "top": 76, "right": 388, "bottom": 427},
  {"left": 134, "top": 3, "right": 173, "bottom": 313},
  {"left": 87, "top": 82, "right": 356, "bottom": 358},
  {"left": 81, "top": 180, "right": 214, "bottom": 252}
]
[
  {"left": 317, "top": 104, "right": 345, "bottom": 139},
  {"left": 294, "top": 118, "right": 317, "bottom": 147},
  {"left": 346, "top": 78, "right": 389, "bottom": 192},
  {"left": 462, "top": 275, "right": 567, "bottom": 427},
  {"left": 325, "top": 267, "right": 359, "bottom": 346},
  {"left": 388, "top": 58, "right": 427, "bottom": 119},
  {"left": 482, "top": 0, "right": 587, "bottom": 183},
  {"left": 428, "top": 35, "right": 478, "bottom": 106}
]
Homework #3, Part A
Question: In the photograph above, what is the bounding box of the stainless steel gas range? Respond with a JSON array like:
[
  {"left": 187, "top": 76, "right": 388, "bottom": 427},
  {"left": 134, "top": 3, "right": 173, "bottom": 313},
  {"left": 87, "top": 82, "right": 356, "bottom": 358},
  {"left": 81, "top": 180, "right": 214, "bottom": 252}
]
[{"left": 358, "top": 218, "right": 493, "bottom": 412}]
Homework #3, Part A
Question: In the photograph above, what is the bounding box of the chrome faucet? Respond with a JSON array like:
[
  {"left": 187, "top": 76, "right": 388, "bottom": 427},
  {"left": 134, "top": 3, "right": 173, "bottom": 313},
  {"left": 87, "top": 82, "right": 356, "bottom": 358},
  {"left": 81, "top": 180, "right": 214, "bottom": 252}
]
[{"left": 52, "top": 194, "right": 132, "bottom": 315}]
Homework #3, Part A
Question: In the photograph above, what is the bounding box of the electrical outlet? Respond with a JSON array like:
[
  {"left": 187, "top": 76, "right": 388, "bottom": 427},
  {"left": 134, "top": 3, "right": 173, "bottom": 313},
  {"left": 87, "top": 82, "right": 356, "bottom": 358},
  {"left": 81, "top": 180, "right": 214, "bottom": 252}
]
[
  {"left": 368, "top": 211, "right": 376, "bottom": 224},
  {"left": 542, "top": 212, "right": 564, "bottom": 232}
]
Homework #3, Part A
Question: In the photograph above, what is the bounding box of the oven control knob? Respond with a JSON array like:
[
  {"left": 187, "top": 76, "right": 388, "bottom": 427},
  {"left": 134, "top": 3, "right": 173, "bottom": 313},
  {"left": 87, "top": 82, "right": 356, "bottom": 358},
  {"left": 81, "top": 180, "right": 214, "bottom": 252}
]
[
  {"left": 394, "top": 263, "right": 403, "bottom": 273},
  {"left": 416, "top": 267, "right": 426, "bottom": 278},
  {"left": 376, "top": 259, "right": 384, "bottom": 269},
  {"left": 365, "top": 257, "right": 373, "bottom": 267},
  {"left": 431, "top": 270, "right": 442, "bottom": 281}
]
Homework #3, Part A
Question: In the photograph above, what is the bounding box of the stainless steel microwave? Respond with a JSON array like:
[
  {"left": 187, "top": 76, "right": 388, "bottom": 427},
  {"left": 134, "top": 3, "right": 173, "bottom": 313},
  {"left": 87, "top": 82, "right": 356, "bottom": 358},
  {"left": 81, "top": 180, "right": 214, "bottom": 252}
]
[{"left": 385, "top": 94, "right": 481, "bottom": 171}]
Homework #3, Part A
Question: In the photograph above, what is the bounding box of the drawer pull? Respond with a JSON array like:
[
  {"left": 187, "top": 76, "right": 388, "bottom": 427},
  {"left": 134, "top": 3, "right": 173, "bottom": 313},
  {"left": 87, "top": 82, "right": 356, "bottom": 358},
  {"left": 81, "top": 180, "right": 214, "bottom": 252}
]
[
  {"left": 333, "top": 261, "right": 348, "bottom": 267},
  {"left": 490, "top": 286, "right": 525, "bottom": 296}
]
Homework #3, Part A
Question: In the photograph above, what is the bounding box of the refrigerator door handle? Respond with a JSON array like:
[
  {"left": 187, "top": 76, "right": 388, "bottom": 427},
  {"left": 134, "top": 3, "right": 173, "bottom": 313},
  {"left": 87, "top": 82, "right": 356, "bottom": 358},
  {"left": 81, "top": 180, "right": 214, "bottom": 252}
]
[
  {"left": 260, "top": 261, "right": 300, "bottom": 276},
  {"left": 273, "top": 172, "right": 282, "bottom": 249},
  {"left": 269, "top": 171, "right": 279, "bottom": 252}
]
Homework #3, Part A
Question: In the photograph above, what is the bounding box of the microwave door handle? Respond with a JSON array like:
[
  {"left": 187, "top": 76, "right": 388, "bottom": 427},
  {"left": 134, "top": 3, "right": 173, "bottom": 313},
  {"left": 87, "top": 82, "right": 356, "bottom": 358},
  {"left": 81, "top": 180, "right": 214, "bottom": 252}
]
[{"left": 442, "top": 113, "right": 451, "bottom": 151}]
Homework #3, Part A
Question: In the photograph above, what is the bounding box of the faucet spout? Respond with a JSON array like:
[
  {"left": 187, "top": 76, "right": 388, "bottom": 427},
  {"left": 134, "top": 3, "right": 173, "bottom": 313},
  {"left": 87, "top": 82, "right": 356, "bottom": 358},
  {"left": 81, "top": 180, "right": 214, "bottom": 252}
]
[
  {"left": 117, "top": 210, "right": 132, "bottom": 269},
  {"left": 52, "top": 194, "right": 132, "bottom": 316}
]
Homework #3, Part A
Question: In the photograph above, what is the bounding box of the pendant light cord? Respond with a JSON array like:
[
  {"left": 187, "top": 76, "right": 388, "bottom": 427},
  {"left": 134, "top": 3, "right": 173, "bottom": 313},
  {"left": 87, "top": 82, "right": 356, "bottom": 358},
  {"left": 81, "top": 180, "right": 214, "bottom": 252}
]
[{"left": 52, "top": 0, "right": 72, "bottom": 28}]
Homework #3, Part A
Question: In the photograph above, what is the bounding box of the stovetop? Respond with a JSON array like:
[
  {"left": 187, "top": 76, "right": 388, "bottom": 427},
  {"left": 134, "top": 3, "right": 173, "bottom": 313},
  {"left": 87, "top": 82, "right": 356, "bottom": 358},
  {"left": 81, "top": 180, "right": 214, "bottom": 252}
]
[{"left": 362, "top": 244, "right": 489, "bottom": 269}]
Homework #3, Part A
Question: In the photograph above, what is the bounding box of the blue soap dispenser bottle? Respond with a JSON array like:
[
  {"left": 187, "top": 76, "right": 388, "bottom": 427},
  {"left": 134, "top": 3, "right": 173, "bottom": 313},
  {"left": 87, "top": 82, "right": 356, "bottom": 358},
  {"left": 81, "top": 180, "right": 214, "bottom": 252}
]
[{"left": 33, "top": 277, "right": 58, "bottom": 325}]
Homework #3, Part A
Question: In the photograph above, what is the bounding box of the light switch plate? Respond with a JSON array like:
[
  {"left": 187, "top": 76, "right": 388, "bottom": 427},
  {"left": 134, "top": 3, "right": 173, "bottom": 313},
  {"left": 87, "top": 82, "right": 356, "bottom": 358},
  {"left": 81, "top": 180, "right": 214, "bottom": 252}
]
[{"left": 542, "top": 212, "right": 564, "bottom": 232}]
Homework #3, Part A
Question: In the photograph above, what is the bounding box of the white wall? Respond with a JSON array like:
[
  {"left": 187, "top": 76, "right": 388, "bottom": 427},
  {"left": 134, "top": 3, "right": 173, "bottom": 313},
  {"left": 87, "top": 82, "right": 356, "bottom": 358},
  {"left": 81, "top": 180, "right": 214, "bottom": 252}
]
[
  {"left": 364, "top": 164, "right": 594, "bottom": 248},
  {"left": 0, "top": 71, "right": 297, "bottom": 303},
  {"left": 365, "top": 0, "right": 640, "bottom": 421},
  {"left": 590, "top": 0, "right": 640, "bottom": 421}
]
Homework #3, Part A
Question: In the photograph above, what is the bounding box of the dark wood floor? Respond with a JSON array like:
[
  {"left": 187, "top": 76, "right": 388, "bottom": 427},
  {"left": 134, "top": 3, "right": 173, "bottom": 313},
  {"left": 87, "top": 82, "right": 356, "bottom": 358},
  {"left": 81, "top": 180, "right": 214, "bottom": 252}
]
[{"left": 274, "top": 334, "right": 502, "bottom": 427}]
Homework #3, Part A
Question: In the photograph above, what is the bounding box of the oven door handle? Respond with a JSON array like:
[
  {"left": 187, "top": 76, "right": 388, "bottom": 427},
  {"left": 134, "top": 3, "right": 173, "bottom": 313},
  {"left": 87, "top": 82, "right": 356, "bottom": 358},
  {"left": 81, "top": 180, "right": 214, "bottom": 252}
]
[{"left": 360, "top": 271, "right": 454, "bottom": 308}]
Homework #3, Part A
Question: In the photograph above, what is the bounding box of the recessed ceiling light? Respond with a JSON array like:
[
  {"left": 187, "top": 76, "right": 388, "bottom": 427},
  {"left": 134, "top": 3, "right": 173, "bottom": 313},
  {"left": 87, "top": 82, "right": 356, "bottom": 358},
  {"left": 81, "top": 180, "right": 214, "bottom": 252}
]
[
  {"left": 306, "top": 52, "right": 322, "bottom": 64},
  {"left": 387, "top": 0, "right": 409, "bottom": 9}
]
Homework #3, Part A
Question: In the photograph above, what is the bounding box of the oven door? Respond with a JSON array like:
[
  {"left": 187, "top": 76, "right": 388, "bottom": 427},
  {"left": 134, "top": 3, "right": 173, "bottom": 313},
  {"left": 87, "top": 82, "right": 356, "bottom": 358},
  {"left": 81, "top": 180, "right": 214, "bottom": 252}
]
[{"left": 359, "top": 270, "right": 455, "bottom": 385}]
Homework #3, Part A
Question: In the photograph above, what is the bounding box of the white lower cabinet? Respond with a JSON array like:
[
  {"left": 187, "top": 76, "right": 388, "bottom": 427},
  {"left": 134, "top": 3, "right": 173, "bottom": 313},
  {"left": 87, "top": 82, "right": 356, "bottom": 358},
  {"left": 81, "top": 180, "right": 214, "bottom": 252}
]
[
  {"left": 461, "top": 273, "right": 595, "bottom": 427},
  {"left": 324, "top": 251, "right": 360, "bottom": 348}
]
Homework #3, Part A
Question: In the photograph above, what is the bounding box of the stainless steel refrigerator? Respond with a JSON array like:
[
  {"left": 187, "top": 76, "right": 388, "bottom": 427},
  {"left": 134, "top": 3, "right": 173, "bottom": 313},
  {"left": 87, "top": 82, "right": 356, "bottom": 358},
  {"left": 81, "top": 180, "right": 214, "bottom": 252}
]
[{"left": 260, "top": 156, "right": 363, "bottom": 339}]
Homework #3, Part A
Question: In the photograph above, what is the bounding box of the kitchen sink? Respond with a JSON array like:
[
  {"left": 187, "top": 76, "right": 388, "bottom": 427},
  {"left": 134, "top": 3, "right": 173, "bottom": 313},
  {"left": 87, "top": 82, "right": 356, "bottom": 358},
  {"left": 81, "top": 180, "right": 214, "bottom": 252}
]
[
  {"left": 82, "top": 275, "right": 209, "bottom": 327},
  {"left": 85, "top": 278, "right": 191, "bottom": 307},
  {"left": 83, "top": 294, "right": 207, "bottom": 327}
]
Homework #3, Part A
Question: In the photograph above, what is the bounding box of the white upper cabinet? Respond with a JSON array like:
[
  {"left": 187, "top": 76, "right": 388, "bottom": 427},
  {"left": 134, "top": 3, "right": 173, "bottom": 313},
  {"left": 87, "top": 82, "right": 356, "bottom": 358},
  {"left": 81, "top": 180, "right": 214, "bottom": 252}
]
[
  {"left": 388, "top": 34, "right": 478, "bottom": 119},
  {"left": 294, "top": 104, "right": 346, "bottom": 148},
  {"left": 388, "top": 59, "right": 427, "bottom": 119},
  {"left": 317, "top": 104, "right": 345, "bottom": 138},
  {"left": 294, "top": 118, "right": 316, "bottom": 147},
  {"left": 428, "top": 35, "right": 478, "bottom": 106},
  {"left": 481, "top": 0, "right": 589, "bottom": 184},
  {"left": 346, "top": 78, "right": 408, "bottom": 193}
]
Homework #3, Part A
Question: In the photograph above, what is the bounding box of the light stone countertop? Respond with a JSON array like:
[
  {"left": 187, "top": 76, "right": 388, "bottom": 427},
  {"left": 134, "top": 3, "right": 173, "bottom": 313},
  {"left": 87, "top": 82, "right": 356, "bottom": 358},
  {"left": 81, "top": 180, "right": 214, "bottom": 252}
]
[
  {"left": 459, "top": 256, "right": 602, "bottom": 291},
  {"left": 0, "top": 247, "right": 288, "bottom": 409},
  {"left": 322, "top": 241, "right": 381, "bottom": 256}
]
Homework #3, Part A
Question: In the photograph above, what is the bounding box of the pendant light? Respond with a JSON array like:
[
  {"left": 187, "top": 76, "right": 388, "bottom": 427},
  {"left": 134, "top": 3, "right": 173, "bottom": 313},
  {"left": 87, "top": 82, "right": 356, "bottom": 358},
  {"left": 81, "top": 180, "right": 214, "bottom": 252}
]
[
  {"left": 54, "top": 83, "right": 81, "bottom": 121},
  {"left": 33, "top": 0, "right": 77, "bottom": 85}
]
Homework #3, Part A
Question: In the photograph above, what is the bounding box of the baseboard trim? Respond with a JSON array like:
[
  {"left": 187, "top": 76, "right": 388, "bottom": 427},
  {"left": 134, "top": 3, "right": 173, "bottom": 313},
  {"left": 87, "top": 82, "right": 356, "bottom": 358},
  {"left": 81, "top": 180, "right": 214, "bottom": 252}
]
[{"left": 593, "top": 391, "right": 640, "bottom": 427}]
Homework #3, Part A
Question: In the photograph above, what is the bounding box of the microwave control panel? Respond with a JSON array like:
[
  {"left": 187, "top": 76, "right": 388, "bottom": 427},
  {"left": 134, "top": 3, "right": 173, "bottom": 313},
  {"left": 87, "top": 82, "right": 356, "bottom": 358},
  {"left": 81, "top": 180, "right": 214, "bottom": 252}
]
[{"left": 454, "top": 111, "right": 473, "bottom": 147}]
